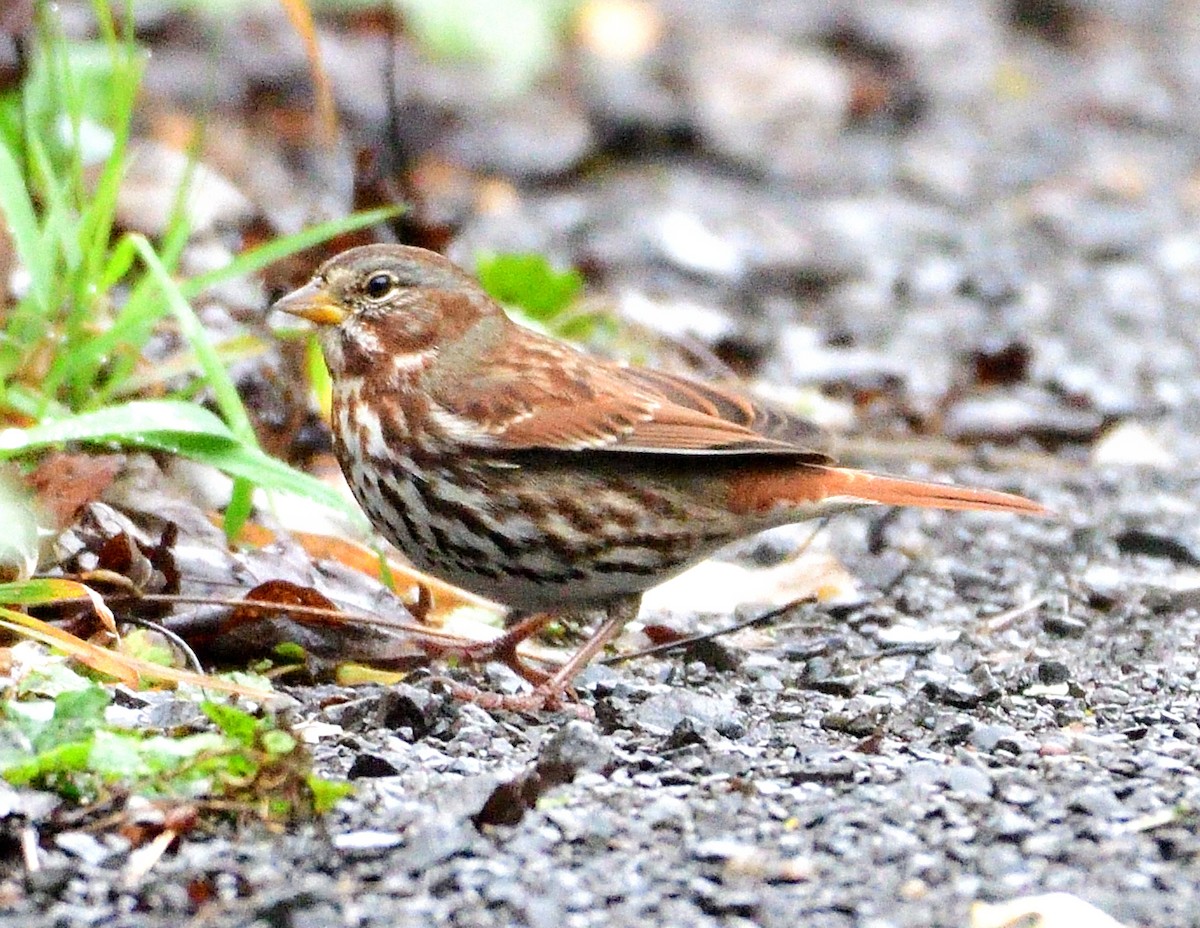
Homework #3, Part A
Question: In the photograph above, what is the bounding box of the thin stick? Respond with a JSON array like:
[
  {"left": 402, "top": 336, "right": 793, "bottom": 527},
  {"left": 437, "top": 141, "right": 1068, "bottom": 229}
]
[{"left": 602, "top": 596, "right": 816, "bottom": 666}]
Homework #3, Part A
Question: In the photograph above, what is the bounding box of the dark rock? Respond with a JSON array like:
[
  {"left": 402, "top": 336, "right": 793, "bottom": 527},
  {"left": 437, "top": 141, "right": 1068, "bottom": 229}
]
[
  {"left": 682, "top": 637, "right": 742, "bottom": 673},
  {"left": 1037, "top": 660, "right": 1072, "bottom": 685},
  {"left": 1043, "top": 613, "right": 1088, "bottom": 638},
  {"left": 347, "top": 754, "right": 401, "bottom": 780},
  {"left": 1114, "top": 529, "right": 1200, "bottom": 566},
  {"left": 924, "top": 680, "right": 988, "bottom": 709}
]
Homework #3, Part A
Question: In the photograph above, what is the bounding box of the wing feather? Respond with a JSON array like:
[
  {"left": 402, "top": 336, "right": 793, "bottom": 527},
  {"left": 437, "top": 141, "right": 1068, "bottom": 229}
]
[{"left": 426, "top": 317, "right": 830, "bottom": 461}]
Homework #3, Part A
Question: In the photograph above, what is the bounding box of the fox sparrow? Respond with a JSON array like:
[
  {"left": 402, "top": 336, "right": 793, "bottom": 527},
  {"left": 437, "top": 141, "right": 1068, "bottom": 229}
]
[{"left": 274, "top": 244, "right": 1044, "bottom": 711}]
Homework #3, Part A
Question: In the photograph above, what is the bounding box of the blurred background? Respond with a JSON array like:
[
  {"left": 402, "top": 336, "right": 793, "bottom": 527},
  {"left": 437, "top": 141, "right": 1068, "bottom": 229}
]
[
  {"left": 7, "top": 6, "right": 1200, "bottom": 928},
  {"left": 8, "top": 0, "right": 1199, "bottom": 468}
]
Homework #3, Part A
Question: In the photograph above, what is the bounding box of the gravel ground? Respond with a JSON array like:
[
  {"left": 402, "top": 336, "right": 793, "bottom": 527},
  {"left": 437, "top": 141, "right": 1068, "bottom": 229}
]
[{"left": 10, "top": 2, "right": 1200, "bottom": 926}]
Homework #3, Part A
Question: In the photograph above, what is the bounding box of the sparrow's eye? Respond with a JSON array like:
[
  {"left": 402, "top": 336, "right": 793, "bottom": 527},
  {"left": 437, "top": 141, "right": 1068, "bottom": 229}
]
[{"left": 364, "top": 272, "right": 397, "bottom": 301}]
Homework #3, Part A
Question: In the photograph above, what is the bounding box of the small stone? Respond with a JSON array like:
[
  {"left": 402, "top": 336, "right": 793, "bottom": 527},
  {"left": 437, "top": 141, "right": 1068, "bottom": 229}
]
[
  {"left": 23, "top": 862, "right": 72, "bottom": 895},
  {"left": 940, "top": 718, "right": 976, "bottom": 746},
  {"left": 635, "top": 690, "right": 743, "bottom": 736},
  {"left": 347, "top": 754, "right": 400, "bottom": 779},
  {"left": 396, "top": 818, "right": 477, "bottom": 871},
  {"left": 539, "top": 720, "right": 610, "bottom": 777},
  {"left": 977, "top": 844, "right": 1026, "bottom": 877},
  {"left": 1091, "top": 685, "right": 1131, "bottom": 706},
  {"left": 800, "top": 658, "right": 859, "bottom": 697},
  {"left": 947, "top": 765, "right": 993, "bottom": 798},
  {"left": 942, "top": 389, "right": 1105, "bottom": 444},
  {"left": 1092, "top": 421, "right": 1174, "bottom": 467},
  {"left": 780, "top": 640, "right": 831, "bottom": 662},
  {"left": 1080, "top": 564, "right": 1126, "bottom": 608},
  {"left": 820, "top": 710, "right": 878, "bottom": 737},
  {"left": 1043, "top": 614, "right": 1088, "bottom": 638},
  {"left": 642, "top": 795, "right": 691, "bottom": 829},
  {"left": 1037, "top": 661, "right": 1072, "bottom": 685},
  {"left": 924, "top": 680, "right": 986, "bottom": 709},
  {"left": 1114, "top": 529, "right": 1200, "bottom": 566},
  {"left": 789, "top": 758, "right": 858, "bottom": 785},
  {"left": 54, "top": 832, "right": 111, "bottom": 866},
  {"left": 971, "top": 724, "right": 1021, "bottom": 754},
  {"left": 1022, "top": 833, "right": 1068, "bottom": 858},
  {"left": 443, "top": 94, "right": 595, "bottom": 180},
  {"left": 691, "top": 876, "right": 760, "bottom": 917},
  {"left": 683, "top": 637, "right": 742, "bottom": 673},
  {"left": 693, "top": 838, "right": 754, "bottom": 862},
  {"left": 999, "top": 784, "right": 1041, "bottom": 807},
  {"left": 1024, "top": 682, "right": 1071, "bottom": 699},
  {"left": 333, "top": 831, "right": 405, "bottom": 857},
  {"left": 987, "top": 809, "right": 1035, "bottom": 840},
  {"left": 874, "top": 625, "right": 957, "bottom": 652},
  {"left": 1068, "top": 786, "right": 1126, "bottom": 820}
]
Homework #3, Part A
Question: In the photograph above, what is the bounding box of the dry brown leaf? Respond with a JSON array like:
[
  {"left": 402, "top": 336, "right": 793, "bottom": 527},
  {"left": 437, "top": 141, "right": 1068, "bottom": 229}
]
[{"left": 26, "top": 453, "right": 124, "bottom": 531}]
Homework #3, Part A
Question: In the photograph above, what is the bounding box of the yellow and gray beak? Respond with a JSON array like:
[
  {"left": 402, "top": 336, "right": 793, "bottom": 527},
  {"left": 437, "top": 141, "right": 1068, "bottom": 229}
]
[{"left": 272, "top": 280, "right": 348, "bottom": 326}]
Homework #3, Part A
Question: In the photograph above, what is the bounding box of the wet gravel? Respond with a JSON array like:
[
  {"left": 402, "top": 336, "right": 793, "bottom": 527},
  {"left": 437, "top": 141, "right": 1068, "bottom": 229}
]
[
  {"left": 12, "top": 472, "right": 1200, "bottom": 927},
  {"left": 10, "top": 1, "right": 1200, "bottom": 926}
]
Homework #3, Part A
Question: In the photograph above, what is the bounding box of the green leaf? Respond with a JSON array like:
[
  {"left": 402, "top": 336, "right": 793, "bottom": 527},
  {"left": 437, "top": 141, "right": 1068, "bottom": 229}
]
[
  {"left": 224, "top": 478, "right": 255, "bottom": 541},
  {"left": 273, "top": 641, "right": 307, "bottom": 662},
  {"left": 88, "top": 729, "right": 222, "bottom": 783},
  {"left": 0, "top": 579, "right": 96, "bottom": 606},
  {"left": 85, "top": 728, "right": 151, "bottom": 780},
  {"left": 261, "top": 730, "right": 296, "bottom": 756},
  {"left": 0, "top": 398, "right": 364, "bottom": 525},
  {"left": 16, "top": 659, "right": 94, "bottom": 699},
  {"left": 201, "top": 701, "right": 259, "bottom": 748},
  {"left": 0, "top": 400, "right": 366, "bottom": 527},
  {"left": 0, "top": 399, "right": 235, "bottom": 456},
  {"left": 33, "top": 685, "right": 111, "bottom": 752},
  {"left": 308, "top": 775, "right": 353, "bottom": 813},
  {"left": 121, "top": 628, "right": 175, "bottom": 668},
  {"left": 3, "top": 740, "right": 94, "bottom": 795},
  {"left": 475, "top": 252, "right": 583, "bottom": 322}
]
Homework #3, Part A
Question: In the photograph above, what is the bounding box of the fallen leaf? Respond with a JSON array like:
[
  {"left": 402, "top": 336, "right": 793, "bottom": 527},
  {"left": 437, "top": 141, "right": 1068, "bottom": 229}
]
[{"left": 26, "top": 453, "right": 124, "bottom": 530}]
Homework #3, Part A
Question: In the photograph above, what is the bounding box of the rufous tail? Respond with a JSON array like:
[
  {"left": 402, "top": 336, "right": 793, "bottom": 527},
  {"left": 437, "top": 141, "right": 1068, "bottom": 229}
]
[{"left": 731, "top": 465, "right": 1046, "bottom": 515}]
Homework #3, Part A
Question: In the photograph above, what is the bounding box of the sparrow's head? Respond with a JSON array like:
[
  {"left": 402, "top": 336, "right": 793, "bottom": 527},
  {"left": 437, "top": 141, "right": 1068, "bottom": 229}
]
[{"left": 273, "top": 244, "right": 496, "bottom": 377}]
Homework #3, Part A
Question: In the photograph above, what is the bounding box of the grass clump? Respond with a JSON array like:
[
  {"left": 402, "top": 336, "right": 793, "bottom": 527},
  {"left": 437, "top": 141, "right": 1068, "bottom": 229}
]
[{"left": 0, "top": 2, "right": 389, "bottom": 537}]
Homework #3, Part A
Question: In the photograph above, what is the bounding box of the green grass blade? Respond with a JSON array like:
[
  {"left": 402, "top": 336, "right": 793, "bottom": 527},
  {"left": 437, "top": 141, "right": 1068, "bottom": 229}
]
[
  {"left": 0, "top": 398, "right": 368, "bottom": 528},
  {"left": 56, "top": 261, "right": 167, "bottom": 409},
  {"left": 0, "top": 399, "right": 235, "bottom": 456},
  {"left": 0, "top": 141, "right": 47, "bottom": 325},
  {"left": 129, "top": 235, "right": 256, "bottom": 444},
  {"left": 180, "top": 206, "right": 402, "bottom": 297},
  {"left": 135, "top": 433, "right": 368, "bottom": 529}
]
